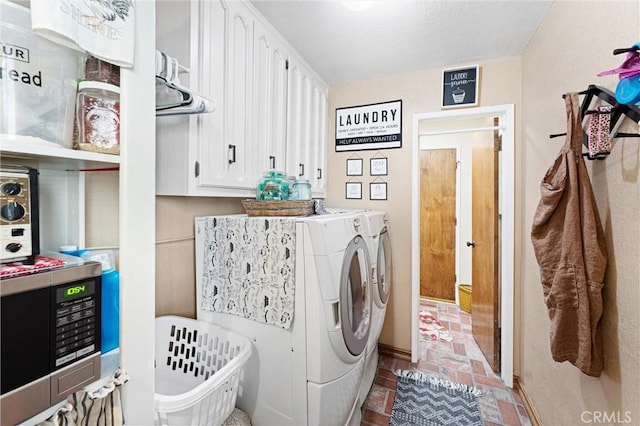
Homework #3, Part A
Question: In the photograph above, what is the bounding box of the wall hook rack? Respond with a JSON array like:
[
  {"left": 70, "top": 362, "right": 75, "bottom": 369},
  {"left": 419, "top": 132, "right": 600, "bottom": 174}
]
[{"left": 549, "top": 85, "right": 640, "bottom": 159}]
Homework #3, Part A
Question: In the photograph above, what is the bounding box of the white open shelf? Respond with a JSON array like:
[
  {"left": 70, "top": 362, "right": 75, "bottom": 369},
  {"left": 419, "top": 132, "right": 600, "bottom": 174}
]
[{"left": 1, "top": 135, "right": 120, "bottom": 170}]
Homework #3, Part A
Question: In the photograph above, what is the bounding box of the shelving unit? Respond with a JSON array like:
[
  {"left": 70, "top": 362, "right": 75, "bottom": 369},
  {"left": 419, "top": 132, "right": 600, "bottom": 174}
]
[{"left": 1, "top": 3, "right": 156, "bottom": 424}]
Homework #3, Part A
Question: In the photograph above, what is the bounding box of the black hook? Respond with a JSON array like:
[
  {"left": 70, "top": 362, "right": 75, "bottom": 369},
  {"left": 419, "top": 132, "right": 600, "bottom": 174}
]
[{"left": 613, "top": 46, "right": 640, "bottom": 55}]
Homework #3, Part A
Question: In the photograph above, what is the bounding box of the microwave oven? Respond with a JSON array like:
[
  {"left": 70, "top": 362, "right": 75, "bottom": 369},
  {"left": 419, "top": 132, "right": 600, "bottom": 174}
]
[
  {"left": 0, "top": 261, "right": 102, "bottom": 425},
  {"left": 0, "top": 165, "right": 40, "bottom": 265}
]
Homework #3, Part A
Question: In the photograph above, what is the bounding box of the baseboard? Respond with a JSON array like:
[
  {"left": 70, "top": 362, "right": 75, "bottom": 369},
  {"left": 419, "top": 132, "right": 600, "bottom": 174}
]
[
  {"left": 513, "top": 376, "right": 542, "bottom": 426},
  {"left": 378, "top": 343, "right": 412, "bottom": 362},
  {"left": 420, "top": 296, "right": 456, "bottom": 305}
]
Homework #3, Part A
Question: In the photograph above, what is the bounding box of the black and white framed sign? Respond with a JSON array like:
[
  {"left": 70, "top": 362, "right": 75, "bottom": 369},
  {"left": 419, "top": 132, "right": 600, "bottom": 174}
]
[
  {"left": 336, "top": 100, "right": 402, "bottom": 151},
  {"left": 442, "top": 65, "right": 479, "bottom": 108}
]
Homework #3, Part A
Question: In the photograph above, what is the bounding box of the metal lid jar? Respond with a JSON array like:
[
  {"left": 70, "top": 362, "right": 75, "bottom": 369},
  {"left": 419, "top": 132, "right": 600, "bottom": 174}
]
[{"left": 291, "top": 179, "right": 312, "bottom": 200}]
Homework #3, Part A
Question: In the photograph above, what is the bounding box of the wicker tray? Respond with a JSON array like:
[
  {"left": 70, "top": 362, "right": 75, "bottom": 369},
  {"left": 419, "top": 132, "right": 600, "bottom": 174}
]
[{"left": 241, "top": 199, "right": 315, "bottom": 217}]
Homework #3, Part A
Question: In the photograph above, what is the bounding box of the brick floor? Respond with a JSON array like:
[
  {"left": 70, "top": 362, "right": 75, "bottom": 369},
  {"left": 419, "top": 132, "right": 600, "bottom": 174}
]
[{"left": 360, "top": 300, "right": 531, "bottom": 426}]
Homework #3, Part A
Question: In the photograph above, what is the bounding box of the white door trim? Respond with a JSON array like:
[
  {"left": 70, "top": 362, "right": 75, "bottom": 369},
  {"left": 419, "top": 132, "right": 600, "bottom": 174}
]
[{"left": 411, "top": 104, "right": 515, "bottom": 388}]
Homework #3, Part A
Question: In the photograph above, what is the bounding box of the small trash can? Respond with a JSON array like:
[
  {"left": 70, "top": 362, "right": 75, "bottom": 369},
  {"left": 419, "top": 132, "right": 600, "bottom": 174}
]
[{"left": 458, "top": 284, "right": 472, "bottom": 314}]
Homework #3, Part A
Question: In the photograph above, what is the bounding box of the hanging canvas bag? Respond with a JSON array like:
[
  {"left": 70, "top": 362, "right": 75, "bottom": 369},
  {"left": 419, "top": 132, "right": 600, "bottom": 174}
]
[{"left": 531, "top": 93, "right": 608, "bottom": 377}]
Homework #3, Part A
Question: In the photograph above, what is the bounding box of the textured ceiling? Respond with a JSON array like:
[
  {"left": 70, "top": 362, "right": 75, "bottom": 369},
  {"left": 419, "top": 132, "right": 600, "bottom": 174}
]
[{"left": 251, "top": 0, "right": 552, "bottom": 85}]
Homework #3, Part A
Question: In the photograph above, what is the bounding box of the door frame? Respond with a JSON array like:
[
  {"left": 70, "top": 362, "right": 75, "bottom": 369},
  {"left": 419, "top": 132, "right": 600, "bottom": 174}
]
[{"left": 411, "top": 104, "right": 515, "bottom": 387}]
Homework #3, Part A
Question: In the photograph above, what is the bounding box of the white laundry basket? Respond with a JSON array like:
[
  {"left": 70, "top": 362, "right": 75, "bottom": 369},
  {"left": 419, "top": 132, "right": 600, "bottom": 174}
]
[{"left": 154, "top": 316, "right": 252, "bottom": 426}]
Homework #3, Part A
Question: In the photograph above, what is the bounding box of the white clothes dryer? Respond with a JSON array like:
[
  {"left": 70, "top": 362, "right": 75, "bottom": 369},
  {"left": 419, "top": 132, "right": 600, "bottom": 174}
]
[
  {"left": 358, "top": 210, "right": 393, "bottom": 406},
  {"left": 195, "top": 212, "right": 372, "bottom": 426}
]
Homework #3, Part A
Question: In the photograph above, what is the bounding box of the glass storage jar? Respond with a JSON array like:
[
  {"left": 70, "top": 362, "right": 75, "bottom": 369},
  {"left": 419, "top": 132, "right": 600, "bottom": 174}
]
[
  {"left": 256, "top": 170, "right": 290, "bottom": 201},
  {"left": 76, "top": 81, "right": 120, "bottom": 155},
  {"left": 291, "top": 179, "right": 312, "bottom": 200}
]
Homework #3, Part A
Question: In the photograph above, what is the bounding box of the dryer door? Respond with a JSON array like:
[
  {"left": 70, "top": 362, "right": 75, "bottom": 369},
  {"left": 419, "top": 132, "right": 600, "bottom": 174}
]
[
  {"left": 376, "top": 227, "right": 392, "bottom": 306},
  {"left": 340, "top": 235, "right": 372, "bottom": 357}
]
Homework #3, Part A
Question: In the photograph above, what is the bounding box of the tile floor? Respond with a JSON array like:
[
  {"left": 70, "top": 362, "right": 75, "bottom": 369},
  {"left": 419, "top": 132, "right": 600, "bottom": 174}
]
[{"left": 361, "top": 300, "right": 531, "bottom": 425}]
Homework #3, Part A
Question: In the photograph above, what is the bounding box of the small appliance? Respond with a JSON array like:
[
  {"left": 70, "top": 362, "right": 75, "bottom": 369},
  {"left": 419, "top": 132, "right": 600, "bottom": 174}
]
[
  {"left": 0, "top": 165, "right": 40, "bottom": 264},
  {"left": 0, "top": 261, "right": 102, "bottom": 425}
]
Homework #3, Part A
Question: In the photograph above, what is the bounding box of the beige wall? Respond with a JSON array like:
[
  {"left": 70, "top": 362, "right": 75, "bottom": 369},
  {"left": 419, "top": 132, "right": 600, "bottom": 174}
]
[
  {"left": 520, "top": 1, "right": 639, "bottom": 424},
  {"left": 327, "top": 1, "right": 639, "bottom": 423},
  {"left": 88, "top": 182, "right": 245, "bottom": 318},
  {"left": 155, "top": 197, "right": 243, "bottom": 317},
  {"left": 326, "top": 56, "right": 523, "bottom": 354}
]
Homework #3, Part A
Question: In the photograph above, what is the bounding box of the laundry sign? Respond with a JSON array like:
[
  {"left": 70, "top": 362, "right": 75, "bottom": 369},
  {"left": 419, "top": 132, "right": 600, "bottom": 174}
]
[
  {"left": 442, "top": 65, "right": 479, "bottom": 108},
  {"left": 335, "top": 100, "right": 402, "bottom": 151}
]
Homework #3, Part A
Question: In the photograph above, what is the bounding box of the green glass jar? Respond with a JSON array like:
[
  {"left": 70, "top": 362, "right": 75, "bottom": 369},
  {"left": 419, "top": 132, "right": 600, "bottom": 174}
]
[
  {"left": 291, "top": 179, "right": 312, "bottom": 200},
  {"left": 256, "top": 170, "right": 290, "bottom": 201}
]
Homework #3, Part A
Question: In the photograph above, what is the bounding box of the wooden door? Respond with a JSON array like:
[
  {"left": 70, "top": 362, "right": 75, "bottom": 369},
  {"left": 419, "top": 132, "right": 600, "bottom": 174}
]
[
  {"left": 419, "top": 148, "right": 457, "bottom": 301},
  {"left": 470, "top": 124, "right": 500, "bottom": 373}
]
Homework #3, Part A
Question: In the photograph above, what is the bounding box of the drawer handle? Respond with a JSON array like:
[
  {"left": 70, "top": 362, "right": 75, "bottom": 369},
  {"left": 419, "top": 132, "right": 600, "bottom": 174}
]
[{"left": 228, "top": 144, "right": 236, "bottom": 164}]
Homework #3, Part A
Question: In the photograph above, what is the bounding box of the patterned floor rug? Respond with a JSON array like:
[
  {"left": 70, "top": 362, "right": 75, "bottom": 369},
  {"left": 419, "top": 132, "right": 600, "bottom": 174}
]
[{"left": 390, "top": 370, "right": 483, "bottom": 426}]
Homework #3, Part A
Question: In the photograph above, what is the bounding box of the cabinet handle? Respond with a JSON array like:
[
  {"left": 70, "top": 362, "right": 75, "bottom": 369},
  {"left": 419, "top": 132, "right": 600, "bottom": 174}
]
[
  {"left": 269, "top": 156, "right": 276, "bottom": 169},
  {"left": 228, "top": 144, "right": 236, "bottom": 164},
  {"left": 299, "top": 163, "right": 305, "bottom": 177},
  {"left": 317, "top": 168, "right": 322, "bottom": 180}
]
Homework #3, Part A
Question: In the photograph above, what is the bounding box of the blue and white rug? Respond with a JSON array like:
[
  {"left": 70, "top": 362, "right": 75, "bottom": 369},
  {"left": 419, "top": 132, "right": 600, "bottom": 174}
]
[{"left": 391, "top": 370, "right": 483, "bottom": 426}]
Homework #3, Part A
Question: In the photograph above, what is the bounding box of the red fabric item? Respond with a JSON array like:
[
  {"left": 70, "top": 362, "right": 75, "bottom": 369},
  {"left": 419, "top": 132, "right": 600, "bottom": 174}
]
[{"left": 0, "top": 256, "right": 66, "bottom": 278}]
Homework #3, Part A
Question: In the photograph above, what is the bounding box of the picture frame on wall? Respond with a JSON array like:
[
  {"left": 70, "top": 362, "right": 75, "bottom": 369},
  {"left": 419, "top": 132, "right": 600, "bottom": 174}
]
[
  {"left": 346, "top": 182, "right": 362, "bottom": 199},
  {"left": 442, "top": 65, "right": 479, "bottom": 109},
  {"left": 370, "top": 157, "right": 388, "bottom": 176},
  {"left": 370, "top": 182, "right": 387, "bottom": 200},
  {"left": 346, "top": 158, "right": 363, "bottom": 176}
]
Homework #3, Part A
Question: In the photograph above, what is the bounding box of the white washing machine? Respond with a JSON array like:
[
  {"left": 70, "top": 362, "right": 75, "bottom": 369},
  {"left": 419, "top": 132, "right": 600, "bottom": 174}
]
[
  {"left": 358, "top": 210, "right": 392, "bottom": 406},
  {"left": 195, "top": 212, "right": 372, "bottom": 425}
]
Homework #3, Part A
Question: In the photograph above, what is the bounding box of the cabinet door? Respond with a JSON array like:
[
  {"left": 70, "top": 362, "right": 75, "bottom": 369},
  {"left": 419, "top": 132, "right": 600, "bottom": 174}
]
[
  {"left": 286, "top": 58, "right": 328, "bottom": 195},
  {"left": 310, "top": 85, "right": 327, "bottom": 197},
  {"left": 286, "top": 58, "right": 312, "bottom": 181},
  {"left": 156, "top": 0, "right": 199, "bottom": 196},
  {"left": 197, "top": 0, "right": 254, "bottom": 191},
  {"left": 253, "top": 19, "right": 289, "bottom": 174}
]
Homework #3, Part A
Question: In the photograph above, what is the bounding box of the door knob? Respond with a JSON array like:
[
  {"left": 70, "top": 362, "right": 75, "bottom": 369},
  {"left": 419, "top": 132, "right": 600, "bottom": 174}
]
[{"left": 466, "top": 240, "right": 476, "bottom": 247}]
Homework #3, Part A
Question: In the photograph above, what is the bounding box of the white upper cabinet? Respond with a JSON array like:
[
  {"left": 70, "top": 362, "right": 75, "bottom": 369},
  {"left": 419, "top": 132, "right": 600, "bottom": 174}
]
[
  {"left": 310, "top": 78, "right": 328, "bottom": 197},
  {"left": 253, "top": 17, "right": 289, "bottom": 174},
  {"left": 286, "top": 58, "right": 328, "bottom": 196},
  {"left": 157, "top": 0, "right": 254, "bottom": 196},
  {"left": 156, "top": 0, "right": 327, "bottom": 197},
  {"left": 208, "top": 1, "right": 254, "bottom": 191}
]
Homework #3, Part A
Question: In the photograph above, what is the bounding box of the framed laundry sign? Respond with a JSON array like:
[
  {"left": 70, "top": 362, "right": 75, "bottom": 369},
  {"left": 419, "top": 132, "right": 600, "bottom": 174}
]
[
  {"left": 442, "top": 65, "right": 479, "bottom": 108},
  {"left": 335, "top": 100, "right": 402, "bottom": 151}
]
